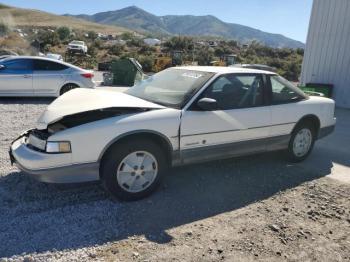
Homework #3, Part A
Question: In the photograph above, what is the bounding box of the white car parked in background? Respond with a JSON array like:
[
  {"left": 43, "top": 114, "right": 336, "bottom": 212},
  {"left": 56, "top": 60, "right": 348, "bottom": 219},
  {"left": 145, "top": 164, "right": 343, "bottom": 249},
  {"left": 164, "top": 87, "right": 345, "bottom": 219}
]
[
  {"left": 67, "top": 40, "right": 88, "bottom": 54},
  {"left": 10, "top": 67, "right": 336, "bottom": 200},
  {"left": 0, "top": 56, "right": 95, "bottom": 97}
]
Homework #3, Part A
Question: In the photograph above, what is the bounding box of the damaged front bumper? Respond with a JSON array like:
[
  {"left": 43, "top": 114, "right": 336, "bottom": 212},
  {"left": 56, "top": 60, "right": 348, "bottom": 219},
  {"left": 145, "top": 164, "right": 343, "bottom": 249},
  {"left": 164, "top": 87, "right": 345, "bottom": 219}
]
[{"left": 9, "top": 130, "right": 99, "bottom": 183}]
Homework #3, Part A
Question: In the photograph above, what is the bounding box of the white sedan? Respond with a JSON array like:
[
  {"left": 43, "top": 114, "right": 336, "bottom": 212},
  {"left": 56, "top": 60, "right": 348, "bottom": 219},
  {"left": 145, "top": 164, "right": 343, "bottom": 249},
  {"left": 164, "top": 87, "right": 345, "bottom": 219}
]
[
  {"left": 10, "top": 66, "right": 336, "bottom": 200},
  {"left": 0, "top": 56, "right": 95, "bottom": 97}
]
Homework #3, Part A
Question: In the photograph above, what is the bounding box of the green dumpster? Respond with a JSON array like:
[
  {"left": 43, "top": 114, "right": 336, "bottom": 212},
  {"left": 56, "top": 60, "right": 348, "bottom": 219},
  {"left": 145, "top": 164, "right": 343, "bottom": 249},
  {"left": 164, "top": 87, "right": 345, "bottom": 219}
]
[
  {"left": 110, "top": 58, "right": 145, "bottom": 86},
  {"left": 299, "top": 83, "right": 333, "bottom": 98}
]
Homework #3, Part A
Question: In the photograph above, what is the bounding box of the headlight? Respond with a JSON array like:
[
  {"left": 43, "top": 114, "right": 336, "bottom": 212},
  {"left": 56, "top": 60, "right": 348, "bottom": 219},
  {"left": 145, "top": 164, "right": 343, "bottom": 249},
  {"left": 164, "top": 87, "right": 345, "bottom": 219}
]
[{"left": 46, "top": 141, "right": 71, "bottom": 153}]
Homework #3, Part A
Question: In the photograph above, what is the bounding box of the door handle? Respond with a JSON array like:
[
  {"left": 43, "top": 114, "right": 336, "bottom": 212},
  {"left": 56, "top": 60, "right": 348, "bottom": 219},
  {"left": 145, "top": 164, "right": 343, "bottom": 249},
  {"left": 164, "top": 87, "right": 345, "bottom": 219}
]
[{"left": 23, "top": 75, "right": 32, "bottom": 78}]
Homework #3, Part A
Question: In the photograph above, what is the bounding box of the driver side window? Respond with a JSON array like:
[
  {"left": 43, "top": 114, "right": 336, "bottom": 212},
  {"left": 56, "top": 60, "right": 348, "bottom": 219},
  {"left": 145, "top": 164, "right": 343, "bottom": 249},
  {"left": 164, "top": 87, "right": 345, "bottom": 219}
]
[{"left": 200, "top": 74, "right": 264, "bottom": 110}]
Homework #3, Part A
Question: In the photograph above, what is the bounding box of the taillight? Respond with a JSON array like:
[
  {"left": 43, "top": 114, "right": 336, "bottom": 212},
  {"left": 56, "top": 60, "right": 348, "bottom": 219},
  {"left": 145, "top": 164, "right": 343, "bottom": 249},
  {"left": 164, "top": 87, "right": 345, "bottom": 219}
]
[{"left": 81, "top": 73, "right": 94, "bottom": 79}]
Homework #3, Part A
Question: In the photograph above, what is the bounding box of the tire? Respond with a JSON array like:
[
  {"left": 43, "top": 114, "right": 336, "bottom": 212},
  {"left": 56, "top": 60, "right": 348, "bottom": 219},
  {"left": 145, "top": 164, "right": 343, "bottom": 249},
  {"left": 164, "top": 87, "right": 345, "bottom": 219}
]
[
  {"left": 100, "top": 139, "right": 167, "bottom": 201},
  {"left": 287, "top": 122, "right": 316, "bottom": 162},
  {"left": 60, "top": 83, "right": 79, "bottom": 96}
]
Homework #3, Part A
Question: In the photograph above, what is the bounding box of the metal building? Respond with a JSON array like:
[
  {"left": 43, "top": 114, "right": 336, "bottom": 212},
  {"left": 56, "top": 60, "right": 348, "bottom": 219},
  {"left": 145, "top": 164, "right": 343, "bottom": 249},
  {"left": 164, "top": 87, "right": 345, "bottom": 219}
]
[{"left": 301, "top": 0, "right": 350, "bottom": 108}]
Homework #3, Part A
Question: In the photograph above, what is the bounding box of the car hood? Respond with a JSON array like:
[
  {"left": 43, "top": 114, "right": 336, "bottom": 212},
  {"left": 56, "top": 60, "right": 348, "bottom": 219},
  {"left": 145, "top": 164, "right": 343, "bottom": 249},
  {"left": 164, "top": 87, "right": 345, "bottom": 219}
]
[{"left": 36, "top": 88, "right": 165, "bottom": 129}]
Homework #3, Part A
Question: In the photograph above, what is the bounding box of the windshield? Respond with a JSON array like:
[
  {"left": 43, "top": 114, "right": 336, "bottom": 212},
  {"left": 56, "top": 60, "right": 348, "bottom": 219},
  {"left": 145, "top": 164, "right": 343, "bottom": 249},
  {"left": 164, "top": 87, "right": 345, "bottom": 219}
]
[
  {"left": 71, "top": 41, "right": 84, "bottom": 45},
  {"left": 125, "top": 68, "right": 215, "bottom": 108}
]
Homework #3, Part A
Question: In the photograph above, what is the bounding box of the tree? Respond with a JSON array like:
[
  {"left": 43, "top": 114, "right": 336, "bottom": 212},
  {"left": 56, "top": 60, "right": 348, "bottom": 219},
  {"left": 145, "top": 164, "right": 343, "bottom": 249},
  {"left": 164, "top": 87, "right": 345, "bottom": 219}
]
[{"left": 57, "top": 27, "right": 70, "bottom": 40}]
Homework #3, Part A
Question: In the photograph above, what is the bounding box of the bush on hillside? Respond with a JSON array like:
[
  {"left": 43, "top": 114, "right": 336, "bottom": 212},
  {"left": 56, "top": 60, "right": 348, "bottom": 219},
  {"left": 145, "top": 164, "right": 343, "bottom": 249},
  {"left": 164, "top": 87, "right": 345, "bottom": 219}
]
[
  {"left": 120, "top": 32, "right": 134, "bottom": 40},
  {"left": 108, "top": 44, "right": 125, "bottom": 56},
  {"left": 0, "top": 23, "right": 9, "bottom": 36},
  {"left": 138, "top": 55, "right": 154, "bottom": 72},
  {"left": 87, "top": 31, "right": 98, "bottom": 40},
  {"left": 163, "top": 36, "right": 194, "bottom": 52},
  {"left": 57, "top": 27, "right": 70, "bottom": 40},
  {"left": 36, "top": 30, "right": 60, "bottom": 51}
]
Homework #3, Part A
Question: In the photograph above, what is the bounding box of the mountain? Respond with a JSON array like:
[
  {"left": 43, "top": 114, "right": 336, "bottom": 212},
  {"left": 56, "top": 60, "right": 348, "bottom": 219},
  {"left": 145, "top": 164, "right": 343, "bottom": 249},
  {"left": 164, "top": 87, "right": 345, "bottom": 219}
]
[
  {"left": 68, "top": 6, "right": 169, "bottom": 35},
  {"left": 66, "top": 6, "right": 305, "bottom": 48},
  {"left": 0, "top": 3, "right": 129, "bottom": 34}
]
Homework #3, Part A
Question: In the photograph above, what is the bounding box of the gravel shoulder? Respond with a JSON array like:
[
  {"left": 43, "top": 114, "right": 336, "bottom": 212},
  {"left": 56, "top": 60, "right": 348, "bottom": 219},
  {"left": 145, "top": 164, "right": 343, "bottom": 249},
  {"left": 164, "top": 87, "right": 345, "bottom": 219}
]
[{"left": 0, "top": 98, "right": 349, "bottom": 262}]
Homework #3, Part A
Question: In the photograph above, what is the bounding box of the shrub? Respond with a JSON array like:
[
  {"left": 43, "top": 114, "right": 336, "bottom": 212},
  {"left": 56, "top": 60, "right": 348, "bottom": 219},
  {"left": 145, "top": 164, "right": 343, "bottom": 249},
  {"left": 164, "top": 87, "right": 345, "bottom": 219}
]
[
  {"left": 87, "top": 44, "right": 97, "bottom": 57},
  {"left": 121, "top": 32, "right": 134, "bottom": 40},
  {"left": 139, "top": 45, "right": 156, "bottom": 55},
  {"left": 57, "top": 27, "right": 70, "bottom": 40},
  {"left": 0, "top": 23, "right": 9, "bottom": 37},
  {"left": 138, "top": 55, "right": 154, "bottom": 72},
  {"left": 36, "top": 30, "right": 60, "bottom": 51},
  {"left": 196, "top": 46, "right": 214, "bottom": 66},
  {"left": 127, "top": 37, "right": 143, "bottom": 47},
  {"left": 164, "top": 36, "right": 194, "bottom": 52},
  {"left": 108, "top": 44, "right": 125, "bottom": 56},
  {"left": 87, "top": 31, "right": 98, "bottom": 40}
]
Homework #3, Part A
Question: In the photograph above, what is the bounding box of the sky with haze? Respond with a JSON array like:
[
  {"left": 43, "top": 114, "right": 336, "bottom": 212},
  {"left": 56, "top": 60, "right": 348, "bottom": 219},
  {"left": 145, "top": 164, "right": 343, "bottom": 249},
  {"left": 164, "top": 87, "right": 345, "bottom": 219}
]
[{"left": 1, "top": 0, "right": 313, "bottom": 42}]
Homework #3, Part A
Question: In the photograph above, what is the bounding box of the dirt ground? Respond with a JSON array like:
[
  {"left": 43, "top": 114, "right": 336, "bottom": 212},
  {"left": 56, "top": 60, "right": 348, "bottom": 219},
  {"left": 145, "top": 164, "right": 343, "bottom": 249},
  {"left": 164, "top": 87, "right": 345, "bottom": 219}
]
[{"left": 0, "top": 97, "right": 349, "bottom": 262}]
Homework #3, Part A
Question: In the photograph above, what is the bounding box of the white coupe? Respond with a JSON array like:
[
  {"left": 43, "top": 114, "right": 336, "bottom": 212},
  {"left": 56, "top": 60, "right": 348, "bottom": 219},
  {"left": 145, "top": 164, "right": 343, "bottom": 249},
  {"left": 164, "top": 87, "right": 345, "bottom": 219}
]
[{"left": 10, "top": 67, "right": 336, "bottom": 200}]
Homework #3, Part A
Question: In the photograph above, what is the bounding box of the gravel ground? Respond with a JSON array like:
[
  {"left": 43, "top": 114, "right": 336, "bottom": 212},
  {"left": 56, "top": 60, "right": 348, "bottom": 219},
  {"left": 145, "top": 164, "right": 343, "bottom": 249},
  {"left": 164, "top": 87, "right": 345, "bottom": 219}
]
[{"left": 0, "top": 98, "right": 349, "bottom": 262}]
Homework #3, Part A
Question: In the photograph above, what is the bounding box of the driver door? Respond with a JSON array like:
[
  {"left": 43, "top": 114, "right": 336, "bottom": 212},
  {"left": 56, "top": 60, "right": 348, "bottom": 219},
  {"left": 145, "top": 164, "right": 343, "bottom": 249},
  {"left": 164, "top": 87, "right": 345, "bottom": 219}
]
[{"left": 180, "top": 73, "right": 271, "bottom": 164}]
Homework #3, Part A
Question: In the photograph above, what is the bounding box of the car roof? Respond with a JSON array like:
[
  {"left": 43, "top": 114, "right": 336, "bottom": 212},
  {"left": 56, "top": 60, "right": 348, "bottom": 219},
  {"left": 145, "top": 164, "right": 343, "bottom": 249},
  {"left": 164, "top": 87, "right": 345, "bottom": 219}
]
[
  {"left": 1, "top": 56, "right": 84, "bottom": 71},
  {"left": 174, "top": 66, "right": 276, "bottom": 75}
]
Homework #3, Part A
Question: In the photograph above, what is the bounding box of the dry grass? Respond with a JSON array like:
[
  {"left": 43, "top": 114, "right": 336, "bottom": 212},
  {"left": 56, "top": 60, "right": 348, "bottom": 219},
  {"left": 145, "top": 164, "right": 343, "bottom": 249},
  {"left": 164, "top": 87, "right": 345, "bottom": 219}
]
[
  {"left": 0, "top": 33, "right": 32, "bottom": 54},
  {"left": 0, "top": 5, "right": 130, "bottom": 35}
]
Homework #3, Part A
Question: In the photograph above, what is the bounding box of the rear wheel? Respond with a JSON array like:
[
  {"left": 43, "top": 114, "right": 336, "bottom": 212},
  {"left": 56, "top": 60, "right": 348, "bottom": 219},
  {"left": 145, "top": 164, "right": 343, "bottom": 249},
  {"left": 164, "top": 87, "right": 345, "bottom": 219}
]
[
  {"left": 60, "top": 83, "right": 79, "bottom": 95},
  {"left": 101, "top": 139, "right": 167, "bottom": 201},
  {"left": 287, "top": 122, "right": 316, "bottom": 162}
]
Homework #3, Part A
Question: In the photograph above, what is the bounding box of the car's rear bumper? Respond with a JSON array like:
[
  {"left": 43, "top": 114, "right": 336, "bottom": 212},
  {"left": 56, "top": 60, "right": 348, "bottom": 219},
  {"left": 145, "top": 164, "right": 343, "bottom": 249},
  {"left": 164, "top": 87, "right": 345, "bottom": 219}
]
[
  {"left": 9, "top": 132, "right": 99, "bottom": 183},
  {"left": 318, "top": 124, "right": 335, "bottom": 139}
]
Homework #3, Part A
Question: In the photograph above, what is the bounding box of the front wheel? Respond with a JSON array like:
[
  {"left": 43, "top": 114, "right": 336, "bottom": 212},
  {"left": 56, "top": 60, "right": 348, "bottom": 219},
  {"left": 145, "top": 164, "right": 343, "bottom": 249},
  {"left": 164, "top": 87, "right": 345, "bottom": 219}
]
[
  {"left": 287, "top": 123, "right": 316, "bottom": 162},
  {"left": 101, "top": 139, "right": 167, "bottom": 201}
]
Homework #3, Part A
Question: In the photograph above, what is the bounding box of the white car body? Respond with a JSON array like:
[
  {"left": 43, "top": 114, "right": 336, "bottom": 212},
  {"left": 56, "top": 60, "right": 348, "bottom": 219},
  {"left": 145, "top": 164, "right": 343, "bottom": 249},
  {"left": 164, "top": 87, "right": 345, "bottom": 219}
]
[
  {"left": 67, "top": 41, "right": 88, "bottom": 54},
  {"left": 10, "top": 67, "right": 336, "bottom": 185},
  {"left": 0, "top": 56, "right": 95, "bottom": 97},
  {"left": 45, "top": 53, "right": 63, "bottom": 61}
]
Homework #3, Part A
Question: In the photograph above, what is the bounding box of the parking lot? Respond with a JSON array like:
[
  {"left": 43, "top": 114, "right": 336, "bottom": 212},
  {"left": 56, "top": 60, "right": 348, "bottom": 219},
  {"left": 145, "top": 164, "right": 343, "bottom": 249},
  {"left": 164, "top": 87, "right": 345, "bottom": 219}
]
[{"left": 0, "top": 96, "right": 349, "bottom": 261}]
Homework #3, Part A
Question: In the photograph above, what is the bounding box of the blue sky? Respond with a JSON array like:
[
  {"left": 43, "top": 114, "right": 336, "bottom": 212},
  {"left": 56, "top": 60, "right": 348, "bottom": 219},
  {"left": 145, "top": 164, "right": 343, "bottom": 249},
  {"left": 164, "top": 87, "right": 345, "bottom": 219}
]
[{"left": 1, "top": 0, "right": 313, "bottom": 42}]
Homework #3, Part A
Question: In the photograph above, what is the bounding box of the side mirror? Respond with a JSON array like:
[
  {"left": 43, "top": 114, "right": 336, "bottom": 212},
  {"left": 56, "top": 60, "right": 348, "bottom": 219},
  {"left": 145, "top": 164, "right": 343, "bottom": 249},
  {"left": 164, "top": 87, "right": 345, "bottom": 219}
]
[
  {"left": 0, "top": 65, "right": 5, "bottom": 70},
  {"left": 197, "top": 97, "right": 218, "bottom": 111}
]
